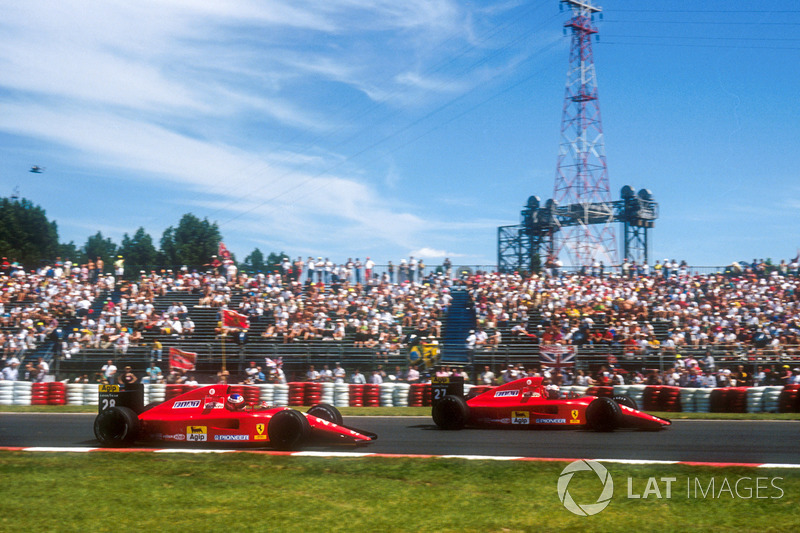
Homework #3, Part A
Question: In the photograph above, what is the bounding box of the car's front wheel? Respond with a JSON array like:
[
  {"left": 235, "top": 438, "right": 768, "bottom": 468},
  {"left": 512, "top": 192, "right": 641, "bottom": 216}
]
[
  {"left": 268, "top": 409, "right": 310, "bottom": 450},
  {"left": 586, "top": 397, "right": 622, "bottom": 432},
  {"left": 307, "top": 403, "right": 343, "bottom": 426}
]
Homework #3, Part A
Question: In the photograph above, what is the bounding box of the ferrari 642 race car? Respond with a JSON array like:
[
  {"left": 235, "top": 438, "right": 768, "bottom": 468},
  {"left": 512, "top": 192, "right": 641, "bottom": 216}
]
[
  {"left": 431, "top": 376, "right": 671, "bottom": 431},
  {"left": 93, "top": 383, "right": 376, "bottom": 450}
]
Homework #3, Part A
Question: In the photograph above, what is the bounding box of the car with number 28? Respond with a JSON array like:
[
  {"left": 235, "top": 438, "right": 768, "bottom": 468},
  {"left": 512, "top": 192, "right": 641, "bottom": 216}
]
[{"left": 93, "top": 383, "right": 376, "bottom": 450}]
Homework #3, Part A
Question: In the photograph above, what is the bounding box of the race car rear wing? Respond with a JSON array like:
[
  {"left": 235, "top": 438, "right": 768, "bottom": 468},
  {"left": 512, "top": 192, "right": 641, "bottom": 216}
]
[
  {"left": 97, "top": 383, "right": 145, "bottom": 414},
  {"left": 431, "top": 375, "right": 464, "bottom": 403}
]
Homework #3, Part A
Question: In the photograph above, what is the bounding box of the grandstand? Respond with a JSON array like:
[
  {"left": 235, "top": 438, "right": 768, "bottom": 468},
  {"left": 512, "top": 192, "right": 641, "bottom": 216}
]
[{"left": 3, "top": 260, "right": 800, "bottom": 386}]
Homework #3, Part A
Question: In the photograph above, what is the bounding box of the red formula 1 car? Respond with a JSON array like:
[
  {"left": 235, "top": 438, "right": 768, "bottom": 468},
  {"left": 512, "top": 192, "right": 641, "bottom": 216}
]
[
  {"left": 432, "top": 376, "right": 670, "bottom": 431},
  {"left": 93, "top": 384, "right": 376, "bottom": 450}
]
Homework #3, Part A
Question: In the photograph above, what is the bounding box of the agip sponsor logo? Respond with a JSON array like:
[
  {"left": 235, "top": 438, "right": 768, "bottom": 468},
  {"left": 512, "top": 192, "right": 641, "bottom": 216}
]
[
  {"left": 494, "top": 390, "right": 519, "bottom": 398},
  {"left": 187, "top": 426, "right": 207, "bottom": 442},
  {"left": 511, "top": 411, "right": 530, "bottom": 425},
  {"left": 173, "top": 400, "right": 201, "bottom": 409},
  {"left": 98, "top": 384, "right": 119, "bottom": 393}
]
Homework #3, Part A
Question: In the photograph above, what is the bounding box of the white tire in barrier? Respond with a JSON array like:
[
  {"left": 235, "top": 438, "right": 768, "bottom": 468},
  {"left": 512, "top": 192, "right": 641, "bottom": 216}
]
[
  {"left": 333, "top": 383, "right": 350, "bottom": 407},
  {"left": 613, "top": 385, "right": 630, "bottom": 397},
  {"left": 693, "top": 388, "right": 712, "bottom": 413},
  {"left": 0, "top": 399, "right": 12, "bottom": 406},
  {"left": 272, "top": 384, "right": 289, "bottom": 407},
  {"left": 762, "top": 386, "right": 783, "bottom": 413},
  {"left": 258, "top": 384, "right": 275, "bottom": 403},
  {"left": 679, "top": 388, "right": 697, "bottom": 412},
  {"left": 393, "top": 383, "right": 411, "bottom": 407},
  {"left": 379, "top": 383, "right": 395, "bottom": 407},
  {"left": 746, "top": 386, "right": 766, "bottom": 413}
]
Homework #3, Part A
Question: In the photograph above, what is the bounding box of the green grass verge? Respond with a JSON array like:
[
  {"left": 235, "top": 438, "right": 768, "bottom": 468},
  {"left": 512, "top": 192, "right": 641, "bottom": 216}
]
[
  {"left": 2, "top": 404, "right": 800, "bottom": 420},
  {"left": 0, "top": 452, "right": 796, "bottom": 532}
]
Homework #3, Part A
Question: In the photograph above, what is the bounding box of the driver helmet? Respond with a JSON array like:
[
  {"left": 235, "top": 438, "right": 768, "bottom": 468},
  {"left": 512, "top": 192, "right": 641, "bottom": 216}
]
[
  {"left": 226, "top": 393, "right": 245, "bottom": 410},
  {"left": 545, "top": 384, "right": 560, "bottom": 399}
]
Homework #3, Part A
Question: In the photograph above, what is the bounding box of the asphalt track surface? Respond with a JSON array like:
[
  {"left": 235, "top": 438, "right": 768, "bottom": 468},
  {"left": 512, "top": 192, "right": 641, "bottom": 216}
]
[{"left": 1, "top": 413, "right": 798, "bottom": 464}]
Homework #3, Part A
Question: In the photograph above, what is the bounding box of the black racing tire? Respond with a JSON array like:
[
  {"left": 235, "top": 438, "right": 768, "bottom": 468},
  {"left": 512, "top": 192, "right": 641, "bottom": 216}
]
[
  {"left": 432, "top": 394, "right": 469, "bottom": 430},
  {"left": 307, "top": 403, "right": 343, "bottom": 426},
  {"left": 586, "top": 397, "right": 622, "bottom": 432},
  {"left": 268, "top": 409, "right": 311, "bottom": 450},
  {"left": 612, "top": 395, "right": 638, "bottom": 410},
  {"left": 94, "top": 406, "right": 140, "bottom": 447}
]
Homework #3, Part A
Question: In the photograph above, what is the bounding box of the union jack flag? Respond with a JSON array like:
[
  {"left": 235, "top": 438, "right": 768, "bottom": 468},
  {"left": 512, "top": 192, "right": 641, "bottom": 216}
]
[{"left": 539, "top": 344, "right": 576, "bottom": 371}]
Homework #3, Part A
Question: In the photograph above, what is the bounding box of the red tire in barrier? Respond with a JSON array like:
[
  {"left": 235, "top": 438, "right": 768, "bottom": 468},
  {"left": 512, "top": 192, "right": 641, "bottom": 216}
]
[
  {"left": 710, "top": 388, "right": 729, "bottom": 413},
  {"left": 778, "top": 385, "right": 799, "bottom": 413},
  {"left": 659, "top": 386, "right": 681, "bottom": 412},
  {"left": 363, "top": 384, "right": 380, "bottom": 407},
  {"left": 423, "top": 384, "right": 432, "bottom": 407},
  {"left": 349, "top": 384, "right": 364, "bottom": 407},
  {"left": 166, "top": 384, "right": 187, "bottom": 399},
  {"left": 408, "top": 384, "right": 425, "bottom": 407},
  {"left": 642, "top": 386, "right": 662, "bottom": 411},
  {"left": 726, "top": 387, "right": 748, "bottom": 413}
]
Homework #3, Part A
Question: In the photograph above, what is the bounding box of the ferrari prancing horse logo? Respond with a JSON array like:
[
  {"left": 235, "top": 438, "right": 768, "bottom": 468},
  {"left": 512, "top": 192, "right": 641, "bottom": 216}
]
[
  {"left": 256, "top": 423, "right": 265, "bottom": 434},
  {"left": 571, "top": 410, "right": 579, "bottom": 420}
]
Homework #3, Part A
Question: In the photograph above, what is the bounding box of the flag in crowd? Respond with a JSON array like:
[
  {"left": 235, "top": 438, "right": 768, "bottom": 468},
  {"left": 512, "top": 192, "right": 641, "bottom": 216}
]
[
  {"left": 169, "top": 347, "right": 197, "bottom": 371},
  {"left": 222, "top": 309, "right": 249, "bottom": 330},
  {"left": 539, "top": 344, "right": 576, "bottom": 371},
  {"left": 265, "top": 357, "right": 283, "bottom": 369}
]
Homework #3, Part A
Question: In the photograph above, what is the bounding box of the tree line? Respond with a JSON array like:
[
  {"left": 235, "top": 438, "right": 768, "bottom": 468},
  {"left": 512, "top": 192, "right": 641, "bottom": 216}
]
[{"left": 0, "top": 196, "right": 286, "bottom": 276}]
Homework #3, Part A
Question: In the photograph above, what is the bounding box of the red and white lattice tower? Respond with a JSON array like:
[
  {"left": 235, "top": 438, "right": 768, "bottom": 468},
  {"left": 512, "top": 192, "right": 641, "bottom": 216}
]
[{"left": 553, "top": 0, "right": 617, "bottom": 267}]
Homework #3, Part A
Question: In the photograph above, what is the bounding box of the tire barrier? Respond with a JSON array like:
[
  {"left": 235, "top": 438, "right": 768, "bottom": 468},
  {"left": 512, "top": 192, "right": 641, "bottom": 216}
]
[
  {"left": 333, "top": 383, "right": 349, "bottom": 407},
  {"left": 273, "top": 384, "right": 289, "bottom": 406},
  {"left": 349, "top": 384, "right": 364, "bottom": 407},
  {"left": 778, "top": 384, "right": 800, "bottom": 413},
  {"left": 3, "top": 381, "right": 800, "bottom": 412},
  {"left": 288, "top": 382, "right": 305, "bottom": 406},
  {"left": 379, "top": 383, "right": 395, "bottom": 407},
  {"left": 364, "top": 384, "right": 380, "bottom": 407},
  {"left": 0, "top": 381, "right": 13, "bottom": 405}
]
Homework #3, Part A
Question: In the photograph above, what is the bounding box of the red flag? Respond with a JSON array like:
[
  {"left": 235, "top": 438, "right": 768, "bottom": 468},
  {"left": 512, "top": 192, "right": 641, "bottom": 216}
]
[
  {"left": 169, "top": 347, "right": 197, "bottom": 371},
  {"left": 222, "top": 309, "right": 249, "bottom": 330}
]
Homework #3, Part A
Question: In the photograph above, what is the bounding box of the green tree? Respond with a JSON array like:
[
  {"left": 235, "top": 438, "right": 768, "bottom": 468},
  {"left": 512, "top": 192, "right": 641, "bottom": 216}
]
[
  {"left": 244, "top": 248, "right": 266, "bottom": 273},
  {"left": 266, "top": 251, "right": 289, "bottom": 273},
  {"left": 119, "top": 227, "right": 158, "bottom": 276},
  {"left": 0, "top": 197, "right": 60, "bottom": 268},
  {"left": 159, "top": 213, "right": 222, "bottom": 269},
  {"left": 82, "top": 232, "right": 117, "bottom": 272}
]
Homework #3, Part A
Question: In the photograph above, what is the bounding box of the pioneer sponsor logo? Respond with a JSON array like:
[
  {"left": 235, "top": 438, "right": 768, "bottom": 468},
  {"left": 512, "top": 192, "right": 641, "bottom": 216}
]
[
  {"left": 536, "top": 418, "right": 567, "bottom": 424},
  {"left": 214, "top": 435, "right": 249, "bottom": 441},
  {"left": 173, "top": 400, "right": 201, "bottom": 409},
  {"left": 494, "top": 390, "right": 519, "bottom": 398}
]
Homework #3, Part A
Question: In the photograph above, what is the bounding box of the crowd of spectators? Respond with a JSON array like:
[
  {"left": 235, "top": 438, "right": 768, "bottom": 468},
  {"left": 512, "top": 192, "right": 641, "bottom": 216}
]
[{"left": 3, "top": 254, "right": 800, "bottom": 388}]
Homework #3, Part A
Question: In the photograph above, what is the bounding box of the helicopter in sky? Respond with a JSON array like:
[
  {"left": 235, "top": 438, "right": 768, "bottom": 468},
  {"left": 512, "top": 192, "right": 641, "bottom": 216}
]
[{"left": 30, "top": 165, "right": 45, "bottom": 173}]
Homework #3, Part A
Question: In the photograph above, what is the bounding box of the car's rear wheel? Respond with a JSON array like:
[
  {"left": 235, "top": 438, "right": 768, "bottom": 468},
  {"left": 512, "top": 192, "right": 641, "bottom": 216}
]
[
  {"left": 307, "top": 403, "right": 343, "bottom": 426},
  {"left": 432, "top": 395, "right": 469, "bottom": 430},
  {"left": 268, "top": 409, "right": 310, "bottom": 450},
  {"left": 612, "top": 395, "right": 638, "bottom": 410},
  {"left": 94, "top": 406, "right": 140, "bottom": 447},
  {"left": 586, "top": 397, "right": 622, "bottom": 432}
]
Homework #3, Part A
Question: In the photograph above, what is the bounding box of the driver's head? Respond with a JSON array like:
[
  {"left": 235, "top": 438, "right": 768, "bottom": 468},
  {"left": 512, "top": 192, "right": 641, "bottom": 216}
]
[
  {"left": 545, "top": 384, "right": 560, "bottom": 400},
  {"left": 226, "top": 393, "right": 245, "bottom": 410}
]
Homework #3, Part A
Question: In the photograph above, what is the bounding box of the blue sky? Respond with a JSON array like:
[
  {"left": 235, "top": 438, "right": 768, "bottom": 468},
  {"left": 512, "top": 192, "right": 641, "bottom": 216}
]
[{"left": 1, "top": 0, "right": 798, "bottom": 268}]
